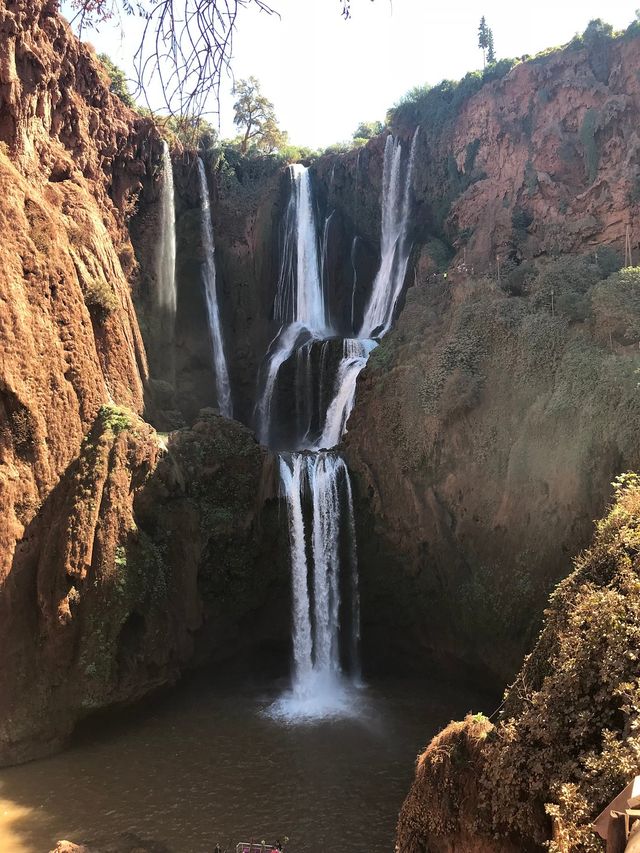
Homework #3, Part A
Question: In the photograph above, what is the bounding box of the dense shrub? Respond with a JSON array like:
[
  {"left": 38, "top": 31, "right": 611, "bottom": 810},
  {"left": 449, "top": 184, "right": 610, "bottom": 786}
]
[
  {"left": 97, "top": 54, "right": 134, "bottom": 108},
  {"left": 591, "top": 267, "right": 640, "bottom": 344},
  {"left": 399, "top": 475, "right": 640, "bottom": 851},
  {"left": 529, "top": 256, "right": 601, "bottom": 320},
  {"left": 388, "top": 61, "right": 519, "bottom": 133}
]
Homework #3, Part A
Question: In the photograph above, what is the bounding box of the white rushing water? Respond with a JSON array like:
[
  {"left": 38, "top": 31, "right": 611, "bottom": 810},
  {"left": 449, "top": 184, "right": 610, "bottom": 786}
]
[
  {"left": 267, "top": 139, "right": 415, "bottom": 721},
  {"left": 156, "top": 141, "right": 177, "bottom": 315},
  {"left": 197, "top": 157, "right": 233, "bottom": 419},
  {"left": 313, "top": 339, "right": 376, "bottom": 451},
  {"left": 360, "top": 129, "right": 419, "bottom": 338},
  {"left": 270, "top": 453, "right": 361, "bottom": 721},
  {"left": 256, "top": 164, "right": 328, "bottom": 444},
  {"left": 274, "top": 165, "right": 328, "bottom": 334}
]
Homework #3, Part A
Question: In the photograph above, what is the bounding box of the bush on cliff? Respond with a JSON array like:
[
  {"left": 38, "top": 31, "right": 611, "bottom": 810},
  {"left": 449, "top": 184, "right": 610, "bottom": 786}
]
[{"left": 398, "top": 474, "right": 640, "bottom": 852}]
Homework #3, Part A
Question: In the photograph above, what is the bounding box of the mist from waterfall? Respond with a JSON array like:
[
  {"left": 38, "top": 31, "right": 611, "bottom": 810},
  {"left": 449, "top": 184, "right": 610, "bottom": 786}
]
[
  {"left": 197, "top": 157, "right": 233, "bottom": 420},
  {"left": 156, "top": 141, "right": 177, "bottom": 316},
  {"left": 360, "top": 129, "right": 419, "bottom": 338}
]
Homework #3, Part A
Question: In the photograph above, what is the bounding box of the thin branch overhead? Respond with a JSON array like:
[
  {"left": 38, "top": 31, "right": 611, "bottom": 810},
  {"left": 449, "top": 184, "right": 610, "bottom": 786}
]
[
  {"left": 70, "top": 0, "right": 278, "bottom": 119},
  {"left": 69, "top": 0, "right": 373, "bottom": 120}
]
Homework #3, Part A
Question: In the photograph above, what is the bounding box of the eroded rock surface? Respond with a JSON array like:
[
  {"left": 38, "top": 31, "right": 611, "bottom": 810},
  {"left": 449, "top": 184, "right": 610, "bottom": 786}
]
[{"left": 345, "top": 258, "right": 640, "bottom": 682}]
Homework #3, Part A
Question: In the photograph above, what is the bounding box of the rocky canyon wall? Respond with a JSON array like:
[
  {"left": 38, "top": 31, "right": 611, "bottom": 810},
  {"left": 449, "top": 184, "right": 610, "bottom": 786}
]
[
  {"left": 299, "top": 29, "right": 640, "bottom": 683},
  {"left": 0, "top": 0, "right": 286, "bottom": 765}
]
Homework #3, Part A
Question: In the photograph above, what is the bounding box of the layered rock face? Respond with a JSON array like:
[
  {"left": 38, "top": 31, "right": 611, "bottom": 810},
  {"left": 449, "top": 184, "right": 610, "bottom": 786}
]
[
  {"left": 393, "top": 32, "right": 640, "bottom": 271},
  {"left": 1, "top": 399, "right": 285, "bottom": 766},
  {"left": 0, "top": 0, "right": 286, "bottom": 765},
  {"left": 0, "top": 0, "right": 155, "bottom": 585}
]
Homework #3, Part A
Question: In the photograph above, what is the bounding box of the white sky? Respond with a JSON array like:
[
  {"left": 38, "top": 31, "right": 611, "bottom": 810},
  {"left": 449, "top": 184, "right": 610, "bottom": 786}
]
[{"left": 61, "top": 0, "right": 639, "bottom": 148}]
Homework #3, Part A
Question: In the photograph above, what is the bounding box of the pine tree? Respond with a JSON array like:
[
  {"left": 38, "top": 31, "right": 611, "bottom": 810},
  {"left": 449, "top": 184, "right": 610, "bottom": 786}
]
[
  {"left": 487, "top": 29, "right": 496, "bottom": 64},
  {"left": 478, "top": 16, "right": 489, "bottom": 68}
]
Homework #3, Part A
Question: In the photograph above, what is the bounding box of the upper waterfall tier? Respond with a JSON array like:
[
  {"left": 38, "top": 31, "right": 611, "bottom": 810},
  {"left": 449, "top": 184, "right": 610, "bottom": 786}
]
[
  {"left": 274, "top": 164, "right": 330, "bottom": 335},
  {"left": 360, "top": 130, "right": 418, "bottom": 339}
]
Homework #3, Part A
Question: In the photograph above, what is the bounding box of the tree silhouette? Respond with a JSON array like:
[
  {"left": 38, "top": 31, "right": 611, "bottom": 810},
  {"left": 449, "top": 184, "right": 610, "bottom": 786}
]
[
  {"left": 487, "top": 29, "right": 496, "bottom": 64},
  {"left": 478, "top": 15, "right": 494, "bottom": 68},
  {"left": 233, "top": 76, "right": 287, "bottom": 153}
]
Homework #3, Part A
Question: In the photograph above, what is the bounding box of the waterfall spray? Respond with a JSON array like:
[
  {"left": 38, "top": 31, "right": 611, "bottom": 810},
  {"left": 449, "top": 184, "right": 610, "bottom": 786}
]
[{"left": 197, "top": 157, "right": 233, "bottom": 419}]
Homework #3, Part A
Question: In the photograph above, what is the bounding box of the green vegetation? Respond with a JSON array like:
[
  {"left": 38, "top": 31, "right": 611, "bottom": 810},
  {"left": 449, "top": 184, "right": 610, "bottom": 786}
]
[
  {"left": 83, "top": 276, "right": 119, "bottom": 315},
  {"left": 98, "top": 404, "right": 133, "bottom": 435},
  {"left": 232, "top": 76, "right": 287, "bottom": 154},
  {"left": 388, "top": 59, "right": 518, "bottom": 134},
  {"left": 399, "top": 475, "right": 640, "bottom": 850},
  {"left": 97, "top": 54, "right": 134, "bottom": 108},
  {"left": 352, "top": 120, "right": 384, "bottom": 143},
  {"left": 592, "top": 266, "right": 640, "bottom": 344},
  {"left": 477, "top": 16, "right": 496, "bottom": 67},
  {"left": 159, "top": 114, "right": 218, "bottom": 151}
]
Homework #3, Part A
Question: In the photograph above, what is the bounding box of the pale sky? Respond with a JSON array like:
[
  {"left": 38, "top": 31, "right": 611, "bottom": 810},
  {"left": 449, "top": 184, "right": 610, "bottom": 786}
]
[{"left": 61, "top": 0, "right": 639, "bottom": 149}]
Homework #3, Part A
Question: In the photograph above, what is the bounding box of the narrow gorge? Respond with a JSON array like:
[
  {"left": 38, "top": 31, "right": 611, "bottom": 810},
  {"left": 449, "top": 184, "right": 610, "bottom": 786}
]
[{"left": 1, "top": 1, "right": 640, "bottom": 851}]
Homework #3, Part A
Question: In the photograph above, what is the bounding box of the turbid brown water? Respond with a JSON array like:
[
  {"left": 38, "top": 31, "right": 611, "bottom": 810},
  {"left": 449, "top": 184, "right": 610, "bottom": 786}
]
[{"left": 0, "top": 673, "right": 491, "bottom": 853}]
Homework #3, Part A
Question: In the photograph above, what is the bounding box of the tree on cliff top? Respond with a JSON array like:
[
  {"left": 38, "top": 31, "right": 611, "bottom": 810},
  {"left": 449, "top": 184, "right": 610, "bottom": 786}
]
[
  {"left": 232, "top": 77, "right": 287, "bottom": 154},
  {"left": 97, "top": 53, "right": 135, "bottom": 107},
  {"left": 478, "top": 16, "right": 495, "bottom": 68},
  {"left": 352, "top": 120, "right": 384, "bottom": 140}
]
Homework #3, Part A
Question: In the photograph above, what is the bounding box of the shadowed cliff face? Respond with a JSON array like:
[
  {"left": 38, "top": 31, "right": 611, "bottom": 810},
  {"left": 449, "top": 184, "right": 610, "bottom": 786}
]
[
  {"left": 396, "top": 478, "right": 640, "bottom": 852},
  {"left": 344, "top": 258, "right": 640, "bottom": 683},
  {"left": 0, "top": 1, "right": 287, "bottom": 765},
  {"left": 0, "top": 407, "right": 285, "bottom": 766}
]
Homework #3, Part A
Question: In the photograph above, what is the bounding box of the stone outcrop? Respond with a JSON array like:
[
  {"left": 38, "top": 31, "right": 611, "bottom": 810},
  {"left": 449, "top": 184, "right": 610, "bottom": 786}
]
[
  {"left": 396, "top": 475, "right": 640, "bottom": 851},
  {"left": 0, "top": 0, "right": 286, "bottom": 765},
  {"left": 0, "top": 406, "right": 284, "bottom": 765},
  {"left": 392, "top": 32, "right": 640, "bottom": 272},
  {"left": 345, "top": 257, "right": 640, "bottom": 682},
  {"left": 0, "top": 0, "right": 158, "bottom": 586}
]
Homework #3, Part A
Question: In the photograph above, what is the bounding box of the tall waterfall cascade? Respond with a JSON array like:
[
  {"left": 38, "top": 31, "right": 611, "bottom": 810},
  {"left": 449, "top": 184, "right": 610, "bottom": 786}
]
[
  {"left": 263, "top": 136, "right": 415, "bottom": 721},
  {"left": 197, "top": 157, "right": 233, "bottom": 420},
  {"left": 360, "top": 129, "right": 419, "bottom": 338},
  {"left": 156, "top": 141, "right": 177, "bottom": 315}
]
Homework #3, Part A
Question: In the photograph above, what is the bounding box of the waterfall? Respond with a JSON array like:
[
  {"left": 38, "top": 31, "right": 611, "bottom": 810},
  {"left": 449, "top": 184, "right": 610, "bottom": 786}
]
[
  {"left": 197, "top": 157, "right": 233, "bottom": 419},
  {"left": 360, "top": 129, "right": 419, "bottom": 338},
  {"left": 156, "top": 141, "right": 176, "bottom": 315},
  {"left": 274, "top": 165, "right": 328, "bottom": 334},
  {"left": 320, "top": 210, "right": 335, "bottom": 322},
  {"left": 256, "top": 164, "right": 327, "bottom": 444},
  {"left": 350, "top": 236, "right": 359, "bottom": 333},
  {"left": 313, "top": 339, "right": 376, "bottom": 451},
  {"left": 279, "top": 454, "right": 313, "bottom": 687},
  {"left": 267, "top": 140, "right": 415, "bottom": 720},
  {"left": 272, "top": 453, "right": 359, "bottom": 720}
]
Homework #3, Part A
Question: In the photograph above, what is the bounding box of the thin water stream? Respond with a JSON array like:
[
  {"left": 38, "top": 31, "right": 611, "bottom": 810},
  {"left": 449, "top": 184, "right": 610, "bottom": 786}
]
[{"left": 0, "top": 675, "right": 489, "bottom": 853}]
